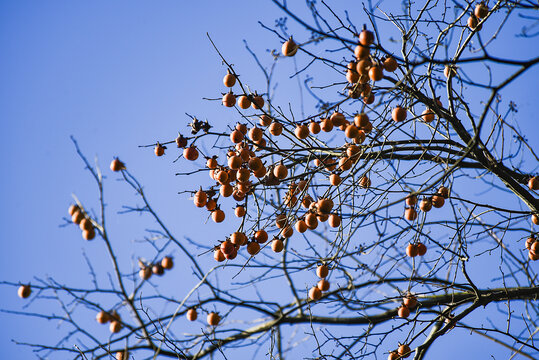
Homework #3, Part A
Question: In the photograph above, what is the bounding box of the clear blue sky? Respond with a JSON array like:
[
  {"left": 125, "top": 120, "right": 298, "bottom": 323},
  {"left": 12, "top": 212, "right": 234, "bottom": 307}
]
[{"left": 1, "top": 1, "right": 538, "bottom": 359}]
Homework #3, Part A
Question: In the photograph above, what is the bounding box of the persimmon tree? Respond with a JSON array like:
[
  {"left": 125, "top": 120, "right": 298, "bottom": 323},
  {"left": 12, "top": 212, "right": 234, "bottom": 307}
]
[{"left": 3, "top": 1, "right": 539, "bottom": 359}]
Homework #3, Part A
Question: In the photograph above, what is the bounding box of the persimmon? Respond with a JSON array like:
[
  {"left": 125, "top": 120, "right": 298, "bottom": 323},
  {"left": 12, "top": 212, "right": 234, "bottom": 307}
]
[
  {"left": 398, "top": 344, "right": 411, "bottom": 358},
  {"left": 223, "top": 69, "right": 236, "bottom": 87},
  {"left": 269, "top": 122, "right": 283, "bottom": 136},
  {"left": 206, "top": 158, "right": 218, "bottom": 169},
  {"left": 227, "top": 155, "right": 242, "bottom": 170},
  {"left": 359, "top": 176, "right": 371, "bottom": 188},
  {"left": 231, "top": 232, "right": 247, "bottom": 246},
  {"left": 528, "top": 176, "right": 539, "bottom": 190},
  {"left": 444, "top": 65, "right": 457, "bottom": 78},
  {"left": 403, "top": 294, "right": 417, "bottom": 309},
  {"left": 320, "top": 118, "right": 334, "bottom": 132},
  {"left": 233, "top": 206, "right": 245, "bottom": 218},
  {"left": 354, "top": 44, "right": 369, "bottom": 59},
  {"left": 406, "top": 244, "right": 419, "bottom": 257},
  {"left": 183, "top": 146, "right": 199, "bottom": 161},
  {"left": 215, "top": 170, "right": 229, "bottom": 185},
  {"left": 383, "top": 56, "right": 398, "bottom": 72},
  {"left": 281, "top": 225, "right": 293, "bottom": 238},
  {"left": 398, "top": 305, "right": 410, "bottom": 318},
  {"left": 236, "top": 122, "right": 248, "bottom": 134},
  {"left": 309, "top": 120, "right": 321, "bottom": 134},
  {"left": 525, "top": 237, "right": 535, "bottom": 250},
  {"left": 159, "top": 257, "right": 173, "bottom": 270},
  {"left": 305, "top": 213, "right": 319, "bottom": 230},
  {"left": 530, "top": 240, "right": 538, "bottom": 253},
  {"left": 420, "top": 198, "right": 432, "bottom": 212},
  {"left": 529, "top": 251, "right": 539, "bottom": 261},
  {"left": 275, "top": 214, "right": 288, "bottom": 229},
  {"left": 109, "top": 320, "right": 122, "bottom": 333},
  {"left": 211, "top": 209, "right": 225, "bottom": 223},
  {"left": 317, "top": 198, "right": 334, "bottom": 214},
  {"left": 302, "top": 195, "right": 313, "bottom": 208},
  {"left": 230, "top": 129, "right": 244, "bottom": 144},
  {"left": 318, "top": 213, "right": 329, "bottom": 222},
  {"left": 221, "top": 240, "right": 235, "bottom": 255},
  {"left": 363, "top": 92, "right": 375, "bottom": 105},
  {"left": 309, "top": 286, "right": 322, "bottom": 301},
  {"left": 72, "top": 210, "right": 84, "bottom": 224},
  {"left": 194, "top": 189, "right": 208, "bottom": 207},
  {"left": 328, "top": 213, "right": 341, "bottom": 228},
  {"left": 274, "top": 164, "right": 288, "bottom": 180},
  {"left": 96, "top": 310, "right": 110, "bottom": 324},
  {"left": 416, "top": 242, "right": 427, "bottom": 256},
  {"left": 392, "top": 106, "right": 407, "bottom": 122},
  {"left": 346, "top": 70, "right": 359, "bottom": 84},
  {"left": 225, "top": 248, "right": 238, "bottom": 260},
  {"left": 207, "top": 312, "right": 220, "bottom": 326},
  {"left": 329, "top": 173, "right": 341, "bottom": 186},
  {"left": 82, "top": 228, "right": 96, "bottom": 241},
  {"left": 206, "top": 199, "right": 217, "bottom": 211},
  {"left": 362, "top": 120, "right": 373, "bottom": 133},
  {"left": 175, "top": 134, "right": 188, "bottom": 148},
  {"left": 388, "top": 351, "right": 400, "bottom": 360},
  {"left": 295, "top": 219, "right": 308, "bottom": 233},
  {"left": 354, "top": 113, "right": 369, "bottom": 128},
  {"left": 247, "top": 241, "right": 260, "bottom": 255},
  {"left": 422, "top": 108, "right": 435, "bottom": 123},
  {"left": 359, "top": 27, "right": 374, "bottom": 46},
  {"left": 249, "top": 127, "right": 263, "bottom": 142},
  {"left": 18, "top": 285, "right": 31, "bottom": 299},
  {"left": 533, "top": 214, "right": 539, "bottom": 225},
  {"left": 186, "top": 308, "right": 198, "bottom": 321},
  {"left": 236, "top": 168, "right": 250, "bottom": 182},
  {"left": 222, "top": 91, "right": 236, "bottom": 107},
  {"left": 467, "top": 15, "right": 481, "bottom": 30},
  {"left": 152, "top": 263, "right": 164, "bottom": 276},
  {"left": 115, "top": 351, "right": 128, "bottom": 360},
  {"left": 317, "top": 279, "right": 330, "bottom": 291},
  {"left": 431, "top": 195, "right": 445, "bottom": 208},
  {"left": 347, "top": 144, "right": 360, "bottom": 158},
  {"left": 282, "top": 37, "right": 298, "bottom": 56},
  {"left": 406, "top": 194, "right": 417, "bottom": 206},
  {"left": 438, "top": 186, "right": 450, "bottom": 198},
  {"left": 259, "top": 114, "right": 272, "bottom": 127},
  {"left": 110, "top": 158, "right": 125, "bottom": 172},
  {"left": 344, "top": 124, "right": 359, "bottom": 139},
  {"left": 356, "top": 59, "right": 372, "bottom": 75},
  {"left": 214, "top": 248, "right": 225, "bottom": 262},
  {"left": 369, "top": 65, "right": 383, "bottom": 81},
  {"left": 295, "top": 124, "right": 309, "bottom": 139},
  {"left": 68, "top": 204, "right": 80, "bottom": 217},
  {"left": 79, "top": 218, "right": 93, "bottom": 232},
  {"left": 404, "top": 207, "right": 417, "bottom": 221},
  {"left": 316, "top": 264, "right": 329, "bottom": 278},
  {"left": 272, "top": 238, "right": 284, "bottom": 252},
  {"left": 139, "top": 267, "right": 152, "bottom": 280},
  {"left": 330, "top": 112, "right": 346, "bottom": 127},
  {"left": 474, "top": 2, "right": 488, "bottom": 18},
  {"left": 254, "top": 229, "right": 268, "bottom": 244},
  {"left": 154, "top": 143, "right": 165, "bottom": 156}
]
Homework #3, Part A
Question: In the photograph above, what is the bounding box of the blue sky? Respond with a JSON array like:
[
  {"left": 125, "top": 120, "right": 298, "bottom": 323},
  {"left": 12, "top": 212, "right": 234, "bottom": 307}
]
[{"left": 1, "top": 1, "right": 538, "bottom": 359}]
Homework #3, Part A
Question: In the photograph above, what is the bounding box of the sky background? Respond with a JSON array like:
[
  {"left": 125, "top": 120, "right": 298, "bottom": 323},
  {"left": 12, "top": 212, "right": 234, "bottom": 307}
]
[{"left": 1, "top": 1, "right": 538, "bottom": 359}]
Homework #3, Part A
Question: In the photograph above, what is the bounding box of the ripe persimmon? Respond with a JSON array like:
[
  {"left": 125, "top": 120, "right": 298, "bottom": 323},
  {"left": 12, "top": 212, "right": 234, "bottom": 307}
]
[
  {"left": 309, "top": 286, "right": 322, "bottom": 301},
  {"left": 383, "top": 56, "right": 398, "bottom": 72},
  {"left": 110, "top": 158, "right": 125, "bottom": 172},
  {"left": 422, "top": 108, "right": 435, "bottom": 123},
  {"left": 398, "top": 305, "right": 410, "bottom": 318},
  {"left": 247, "top": 241, "right": 260, "bottom": 255},
  {"left": 223, "top": 70, "right": 236, "bottom": 87},
  {"left": 18, "top": 285, "right": 31, "bottom": 299},
  {"left": 392, "top": 106, "right": 407, "bottom": 122},
  {"left": 328, "top": 213, "right": 341, "bottom": 228},
  {"left": 403, "top": 294, "right": 417, "bottom": 309},
  {"left": 154, "top": 143, "right": 165, "bottom": 156},
  {"left": 96, "top": 310, "right": 110, "bottom": 324},
  {"left": 109, "top": 320, "right": 122, "bottom": 333},
  {"left": 404, "top": 207, "right": 417, "bottom": 221},
  {"left": 139, "top": 267, "right": 152, "bottom": 280},
  {"left": 474, "top": 2, "right": 488, "bottom": 18},
  {"left": 295, "top": 124, "right": 309, "bottom": 139},
  {"left": 317, "top": 279, "right": 330, "bottom": 291},
  {"left": 82, "top": 228, "right": 96, "bottom": 241},
  {"left": 309, "top": 120, "right": 321, "bottom": 134},
  {"left": 183, "top": 146, "right": 199, "bottom": 161},
  {"left": 419, "top": 198, "right": 432, "bottom": 212},
  {"left": 222, "top": 91, "right": 236, "bottom": 107},
  {"left": 259, "top": 114, "right": 272, "bottom": 127},
  {"left": 274, "top": 164, "right": 288, "bottom": 180},
  {"left": 269, "top": 122, "right": 283, "bottom": 136},
  {"left": 416, "top": 243, "right": 427, "bottom": 256},
  {"left": 398, "top": 344, "right": 411, "bottom": 358},
  {"left": 235, "top": 205, "right": 246, "bottom": 217},
  {"left": 207, "top": 312, "right": 220, "bottom": 326},
  {"left": 359, "top": 28, "right": 374, "bottom": 46},
  {"left": 186, "top": 308, "right": 198, "bottom": 321},
  {"left": 271, "top": 238, "right": 284, "bottom": 252},
  {"left": 161, "top": 256, "right": 174, "bottom": 270},
  {"left": 431, "top": 195, "right": 445, "bottom": 208},
  {"left": 528, "top": 177, "right": 538, "bottom": 190},
  {"left": 316, "top": 264, "right": 329, "bottom": 278},
  {"left": 282, "top": 37, "right": 298, "bottom": 56},
  {"left": 237, "top": 95, "right": 251, "bottom": 109},
  {"left": 194, "top": 189, "right": 208, "bottom": 207},
  {"left": 214, "top": 248, "right": 225, "bottom": 262},
  {"left": 152, "top": 263, "right": 164, "bottom": 276},
  {"left": 406, "top": 244, "right": 419, "bottom": 257}
]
